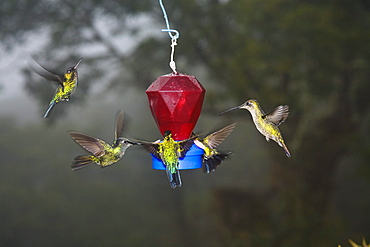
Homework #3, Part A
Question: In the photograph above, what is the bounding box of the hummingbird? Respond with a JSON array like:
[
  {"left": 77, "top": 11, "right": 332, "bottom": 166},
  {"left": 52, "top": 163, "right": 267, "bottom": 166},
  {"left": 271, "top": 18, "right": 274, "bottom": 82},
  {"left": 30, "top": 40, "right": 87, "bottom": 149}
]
[
  {"left": 193, "top": 123, "right": 236, "bottom": 173},
  {"left": 138, "top": 131, "right": 195, "bottom": 189},
  {"left": 220, "top": 99, "right": 291, "bottom": 157},
  {"left": 32, "top": 57, "right": 82, "bottom": 118},
  {"left": 68, "top": 111, "right": 138, "bottom": 170}
]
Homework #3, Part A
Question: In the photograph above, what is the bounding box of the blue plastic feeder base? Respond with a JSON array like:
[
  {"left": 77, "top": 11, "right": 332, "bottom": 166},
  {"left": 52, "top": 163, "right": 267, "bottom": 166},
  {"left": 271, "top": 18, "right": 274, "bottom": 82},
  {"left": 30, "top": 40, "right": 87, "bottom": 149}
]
[{"left": 151, "top": 143, "right": 204, "bottom": 170}]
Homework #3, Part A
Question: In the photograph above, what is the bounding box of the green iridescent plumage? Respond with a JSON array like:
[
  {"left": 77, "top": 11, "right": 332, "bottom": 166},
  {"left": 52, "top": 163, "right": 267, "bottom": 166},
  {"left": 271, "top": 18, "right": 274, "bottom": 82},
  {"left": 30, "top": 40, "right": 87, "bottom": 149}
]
[
  {"left": 220, "top": 99, "right": 291, "bottom": 157},
  {"left": 32, "top": 57, "right": 82, "bottom": 118},
  {"left": 193, "top": 123, "right": 236, "bottom": 173},
  {"left": 138, "top": 131, "right": 195, "bottom": 189},
  {"left": 68, "top": 111, "right": 139, "bottom": 170}
]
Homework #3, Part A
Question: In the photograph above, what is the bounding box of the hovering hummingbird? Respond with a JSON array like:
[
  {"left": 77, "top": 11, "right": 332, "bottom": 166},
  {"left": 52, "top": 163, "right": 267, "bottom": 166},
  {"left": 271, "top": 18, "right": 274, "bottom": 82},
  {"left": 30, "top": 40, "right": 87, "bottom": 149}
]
[
  {"left": 32, "top": 57, "right": 82, "bottom": 118},
  {"left": 193, "top": 123, "right": 236, "bottom": 173},
  {"left": 68, "top": 111, "right": 138, "bottom": 170},
  {"left": 138, "top": 131, "right": 195, "bottom": 189},
  {"left": 220, "top": 99, "right": 291, "bottom": 157}
]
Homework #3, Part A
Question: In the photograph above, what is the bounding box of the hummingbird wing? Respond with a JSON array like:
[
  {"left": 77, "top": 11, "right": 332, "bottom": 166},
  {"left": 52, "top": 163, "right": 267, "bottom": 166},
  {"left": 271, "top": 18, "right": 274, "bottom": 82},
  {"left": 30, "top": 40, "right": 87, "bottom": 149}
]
[
  {"left": 178, "top": 138, "right": 196, "bottom": 158},
  {"left": 263, "top": 105, "right": 289, "bottom": 126},
  {"left": 114, "top": 111, "right": 124, "bottom": 141},
  {"left": 137, "top": 140, "right": 162, "bottom": 160},
  {"left": 31, "top": 57, "right": 65, "bottom": 88},
  {"left": 68, "top": 131, "right": 107, "bottom": 157},
  {"left": 203, "top": 123, "right": 237, "bottom": 149}
]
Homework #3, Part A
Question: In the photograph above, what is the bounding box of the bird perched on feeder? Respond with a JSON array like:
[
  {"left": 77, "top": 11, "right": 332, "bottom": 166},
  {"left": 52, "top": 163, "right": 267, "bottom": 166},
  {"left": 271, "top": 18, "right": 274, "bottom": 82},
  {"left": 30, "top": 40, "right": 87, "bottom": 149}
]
[
  {"left": 220, "top": 99, "right": 291, "bottom": 157},
  {"left": 138, "top": 131, "right": 195, "bottom": 189},
  {"left": 68, "top": 111, "right": 139, "bottom": 170},
  {"left": 32, "top": 57, "right": 82, "bottom": 118},
  {"left": 193, "top": 123, "right": 237, "bottom": 173}
]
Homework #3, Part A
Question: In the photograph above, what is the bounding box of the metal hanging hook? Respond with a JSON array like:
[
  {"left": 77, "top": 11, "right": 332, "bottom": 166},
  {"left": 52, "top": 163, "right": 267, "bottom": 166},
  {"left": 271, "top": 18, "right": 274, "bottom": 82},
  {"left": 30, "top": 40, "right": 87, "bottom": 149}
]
[
  {"left": 158, "top": 0, "right": 179, "bottom": 73},
  {"left": 159, "top": 0, "right": 180, "bottom": 39},
  {"left": 161, "top": 29, "right": 179, "bottom": 40}
]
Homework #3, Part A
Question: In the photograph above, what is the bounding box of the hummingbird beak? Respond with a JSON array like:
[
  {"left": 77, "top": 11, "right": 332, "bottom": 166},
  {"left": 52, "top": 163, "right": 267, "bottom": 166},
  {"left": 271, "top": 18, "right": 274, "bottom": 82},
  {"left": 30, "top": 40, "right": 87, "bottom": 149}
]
[
  {"left": 73, "top": 58, "right": 83, "bottom": 69},
  {"left": 127, "top": 140, "right": 140, "bottom": 145},
  {"left": 118, "top": 137, "right": 140, "bottom": 145},
  {"left": 219, "top": 105, "right": 241, "bottom": 115}
]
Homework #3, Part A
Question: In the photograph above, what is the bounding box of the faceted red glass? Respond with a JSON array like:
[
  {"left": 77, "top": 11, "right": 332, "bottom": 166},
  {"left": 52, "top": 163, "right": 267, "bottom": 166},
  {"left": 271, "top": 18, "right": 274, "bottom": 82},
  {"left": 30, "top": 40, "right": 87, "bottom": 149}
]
[{"left": 146, "top": 73, "right": 206, "bottom": 140}]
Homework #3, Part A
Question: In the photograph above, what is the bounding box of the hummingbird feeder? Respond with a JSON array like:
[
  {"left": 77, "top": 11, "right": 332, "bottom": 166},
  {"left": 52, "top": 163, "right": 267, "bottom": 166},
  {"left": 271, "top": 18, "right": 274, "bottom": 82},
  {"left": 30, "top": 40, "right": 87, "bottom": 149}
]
[
  {"left": 146, "top": 72, "right": 206, "bottom": 170},
  {"left": 146, "top": 0, "right": 206, "bottom": 170}
]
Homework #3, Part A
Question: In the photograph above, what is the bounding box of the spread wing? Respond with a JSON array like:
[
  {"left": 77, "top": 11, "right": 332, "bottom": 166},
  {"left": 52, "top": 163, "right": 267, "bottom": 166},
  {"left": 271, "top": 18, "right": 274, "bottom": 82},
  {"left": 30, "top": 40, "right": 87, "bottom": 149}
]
[
  {"left": 203, "top": 123, "right": 237, "bottom": 149},
  {"left": 178, "top": 138, "right": 196, "bottom": 158},
  {"left": 114, "top": 111, "right": 124, "bottom": 141},
  {"left": 68, "top": 131, "right": 107, "bottom": 157},
  {"left": 31, "top": 57, "right": 64, "bottom": 88},
  {"left": 136, "top": 140, "right": 162, "bottom": 160},
  {"left": 263, "top": 105, "right": 289, "bottom": 126}
]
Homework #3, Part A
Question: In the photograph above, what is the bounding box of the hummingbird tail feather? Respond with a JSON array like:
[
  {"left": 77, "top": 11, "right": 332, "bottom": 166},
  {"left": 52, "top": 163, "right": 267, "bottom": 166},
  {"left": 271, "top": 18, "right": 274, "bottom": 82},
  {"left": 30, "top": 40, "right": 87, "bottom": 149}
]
[
  {"left": 204, "top": 152, "right": 232, "bottom": 173},
  {"left": 72, "top": 155, "right": 93, "bottom": 170},
  {"left": 281, "top": 142, "right": 291, "bottom": 158},
  {"left": 166, "top": 167, "right": 182, "bottom": 189},
  {"left": 44, "top": 102, "right": 56, "bottom": 118}
]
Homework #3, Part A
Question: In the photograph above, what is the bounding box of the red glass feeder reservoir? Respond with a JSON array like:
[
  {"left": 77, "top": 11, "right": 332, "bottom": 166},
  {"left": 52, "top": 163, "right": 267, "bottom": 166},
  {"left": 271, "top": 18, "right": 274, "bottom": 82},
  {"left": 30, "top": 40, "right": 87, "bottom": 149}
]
[{"left": 146, "top": 72, "right": 206, "bottom": 170}]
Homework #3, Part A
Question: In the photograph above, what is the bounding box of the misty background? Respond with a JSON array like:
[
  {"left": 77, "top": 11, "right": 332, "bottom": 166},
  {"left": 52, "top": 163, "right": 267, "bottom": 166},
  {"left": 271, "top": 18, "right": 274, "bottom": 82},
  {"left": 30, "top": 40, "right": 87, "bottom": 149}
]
[{"left": 0, "top": 0, "right": 369, "bottom": 246}]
